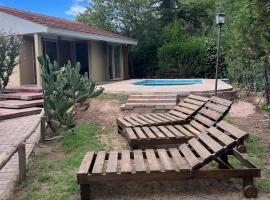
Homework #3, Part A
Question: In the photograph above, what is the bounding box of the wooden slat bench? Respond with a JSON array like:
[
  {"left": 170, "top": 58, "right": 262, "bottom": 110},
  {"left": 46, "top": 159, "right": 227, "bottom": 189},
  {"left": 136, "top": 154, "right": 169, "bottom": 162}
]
[
  {"left": 77, "top": 127, "right": 260, "bottom": 199},
  {"left": 121, "top": 96, "right": 233, "bottom": 149},
  {"left": 116, "top": 94, "right": 209, "bottom": 134},
  {"left": 124, "top": 120, "right": 247, "bottom": 149}
]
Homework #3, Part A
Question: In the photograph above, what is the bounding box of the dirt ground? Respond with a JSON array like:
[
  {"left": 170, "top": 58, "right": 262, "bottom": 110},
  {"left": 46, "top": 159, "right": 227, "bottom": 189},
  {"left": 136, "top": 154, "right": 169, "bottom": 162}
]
[{"left": 73, "top": 98, "right": 270, "bottom": 200}]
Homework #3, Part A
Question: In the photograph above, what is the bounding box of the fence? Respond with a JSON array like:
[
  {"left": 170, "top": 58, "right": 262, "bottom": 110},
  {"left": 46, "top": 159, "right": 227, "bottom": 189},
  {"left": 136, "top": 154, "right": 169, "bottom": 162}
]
[{"left": 0, "top": 110, "right": 45, "bottom": 183}]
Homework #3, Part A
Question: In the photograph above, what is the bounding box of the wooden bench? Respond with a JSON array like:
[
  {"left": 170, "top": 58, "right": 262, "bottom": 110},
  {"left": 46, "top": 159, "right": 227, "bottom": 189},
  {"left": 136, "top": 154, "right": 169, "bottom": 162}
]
[
  {"left": 122, "top": 97, "right": 233, "bottom": 149},
  {"left": 77, "top": 126, "right": 260, "bottom": 199},
  {"left": 116, "top": 94, "right": 209, "bottom": 134}
]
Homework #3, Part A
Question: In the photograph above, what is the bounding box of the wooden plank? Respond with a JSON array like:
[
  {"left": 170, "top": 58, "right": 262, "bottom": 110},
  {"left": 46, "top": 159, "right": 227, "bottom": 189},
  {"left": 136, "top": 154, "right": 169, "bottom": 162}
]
[
  {"left": 125, "top": 128, "right": 137, "bottom": 140},
  {"left": 124, "top": 116, "right": 141, "bottom": 126},
  {"left": 166, "top": 125, "right": 185, "bottom": 137},
  {"left": 78, "top": 152, "right": 95, "bottom": 174},
  {"left": 169, "top": 110, "right": 187, "bottom": 119},
  {"left": 157, "top": 149, "right": 175, "bottom": 171},
  {"left": 188, "top": 138, "right": 212, "bottom": 159},
  {"left": 142, "top": 127, "right": 156, "bottom": 139},
  {"left": 189, "top": 94, "right": 209, "bottom": 102},
  {"left": 145, "top": 149, "right": 160, "bottom": 172},
  {"left": 210, "top": 96, "right": 232, "bottom": 107},
  {"left": 137, "top": 115, "right": 156, "bottom": 124},
  {"left": 133, "top": 150, "right": 146, "bottom": 172},
  {"left": 198, "top": 133, "right": 223, "bottom": 153},
  {"left": 130, "top": 115, "right": 148, "bottom": 125},
  {"left": 92, "top": 151, "right": 106, "bottom": 174},
  {"left": 144, "top": 114, "right": 163, "bottom": 123},
  {"left": 156, "top": 113, "right": 177, "bottom": 121},
  {"left": 205, "top": 102, "right": 228, "bottom": 113},
  {"left": 184, "top": 124, "right": 201, "bottom": 136},
  {"left": 174, "top": 125, "right": 194, "bottom": 137},
  {"left": 217, "top": 121, "right": 247, "bottom": 139},
  {"left": 117, "top": 118, "right": 132, "bottom": 127},
  {"left": 199, "top": 108, "right": 221, "bottom": 121},
  {"left": 149, "top": 126, "right": 166, "bottom": 138},
  {"left": 178, "top": 102, "right": 199, "bottom": 110},
  {"left": 134, "top": 127, "right": 147, "bottom": 139},
  {"left": 207, "top": 127, "right": 235, "bottom": 146},
  {"left": 149, "top": 113, "right": 169, "bottom": 122},
  {"left": 174, "top": 106, "right": 194, "bottom": 115},
  {"left": 120, "top": 150, "right": 132, "bottom": 173},
  {"left": 158, "top": 126, "right": 175, "bottom": 138},
  {"left": 190, "top": 120, "right": 207, "bottom": 132},
  {"left": 179, "top": 144, "right": 201, "bottom": 169},
  {"left": 169, "top": 148, "right": 190, "bottom": 170},
  {"left": 163, "top": 113, "right": 180, "bottom": 120},
  {"left": 184, "top": 98, "right": 205, "bottom": 106},
  {"left": 194, "top": 114, "right": 214, "bottom": 127},
  {"left": 106, "top": 151, "right": 118, "bottom": 174}
]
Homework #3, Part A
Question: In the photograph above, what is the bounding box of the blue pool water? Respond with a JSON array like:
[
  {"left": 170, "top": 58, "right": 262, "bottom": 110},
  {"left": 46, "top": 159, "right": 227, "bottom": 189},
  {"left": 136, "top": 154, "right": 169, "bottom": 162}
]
[{"left": 133, "top": 79, "right": 203, "bottom": 86}]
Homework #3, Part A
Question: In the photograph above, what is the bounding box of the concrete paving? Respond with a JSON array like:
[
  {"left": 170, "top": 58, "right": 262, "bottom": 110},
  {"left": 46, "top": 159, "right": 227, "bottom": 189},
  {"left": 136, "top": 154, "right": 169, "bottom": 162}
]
[
  {"left": 101, "top": 79, "right": 233, "bottom": 95},
  {"left": 0, "top": 115, "right": 40, "bottom": 200}
]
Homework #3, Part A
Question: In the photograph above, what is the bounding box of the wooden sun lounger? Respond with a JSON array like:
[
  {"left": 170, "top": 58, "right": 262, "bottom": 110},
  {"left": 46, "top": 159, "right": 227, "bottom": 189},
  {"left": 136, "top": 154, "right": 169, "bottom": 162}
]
[
  {"left": 77, "top": 126, "right": 260, "bottom": 199},
  {"left": 116, "top": 94, "right": 209, "bottom": 134},
  {"left": 122, "top": 96, "right": 233, "bottom": 149}
]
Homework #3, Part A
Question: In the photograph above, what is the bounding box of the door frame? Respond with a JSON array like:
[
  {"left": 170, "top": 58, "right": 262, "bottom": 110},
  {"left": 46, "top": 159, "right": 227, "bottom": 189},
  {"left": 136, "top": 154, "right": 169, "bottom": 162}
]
[{"left": 107, "top": 43, "right": 123, "bottom": 80}]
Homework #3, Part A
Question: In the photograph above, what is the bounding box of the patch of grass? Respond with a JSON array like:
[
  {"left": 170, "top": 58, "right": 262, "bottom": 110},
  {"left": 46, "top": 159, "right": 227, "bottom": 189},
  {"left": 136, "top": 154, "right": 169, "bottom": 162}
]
[
  {"left": 98, "top": 92, "right": 128, "bottom": 103},
  {"left": 229, "top": 133, "right": 270, "bottom": 193},
  {"left": 259, "top": 103, "right": 270, "bottom": 114},
  {"left": 224, "top": 116, "right": 238, "bottom": 125},
  {"left": 15, "top": 122, "right": 107, "bottom": 200}
]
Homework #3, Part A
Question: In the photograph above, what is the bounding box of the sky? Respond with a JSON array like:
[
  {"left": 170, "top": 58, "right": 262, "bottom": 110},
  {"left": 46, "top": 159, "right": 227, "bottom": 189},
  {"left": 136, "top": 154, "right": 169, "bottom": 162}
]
[{"left": 0, "top": 0, "right": 88, "bottom": 20}]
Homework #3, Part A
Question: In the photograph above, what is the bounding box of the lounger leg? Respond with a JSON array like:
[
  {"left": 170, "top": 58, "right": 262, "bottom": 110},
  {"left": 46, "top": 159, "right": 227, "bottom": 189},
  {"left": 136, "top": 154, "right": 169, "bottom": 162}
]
[
  {"left": 80, "top": 184, "right": 91, "bottom": 200},
  {"left": 237, "top": 141, "right": 246, "bottom": 153},
  {"left": 217, "top": 154, "right": 232, "bottom": 169},
  {"left": 243, "top": 177, "right": 257, "bottom": 198}
]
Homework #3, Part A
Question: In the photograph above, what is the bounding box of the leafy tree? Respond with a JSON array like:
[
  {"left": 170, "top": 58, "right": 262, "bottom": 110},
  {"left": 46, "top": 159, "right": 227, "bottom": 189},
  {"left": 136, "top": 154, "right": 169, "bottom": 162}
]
[{"left": 0, "top": 32, "right": 22, "bottom": 93}]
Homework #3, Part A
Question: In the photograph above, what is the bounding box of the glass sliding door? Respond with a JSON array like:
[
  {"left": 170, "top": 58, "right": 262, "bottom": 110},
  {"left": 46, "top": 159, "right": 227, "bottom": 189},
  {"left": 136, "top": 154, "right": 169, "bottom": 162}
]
[
  {"left": 107, "top": 44, "right": 122, "bottom": 80},
  {"left": 43, "top": 41, "right": 58, "bottom": 63},
  {"left": 114, "top": 46, "right": 121, "bottom": 79}
]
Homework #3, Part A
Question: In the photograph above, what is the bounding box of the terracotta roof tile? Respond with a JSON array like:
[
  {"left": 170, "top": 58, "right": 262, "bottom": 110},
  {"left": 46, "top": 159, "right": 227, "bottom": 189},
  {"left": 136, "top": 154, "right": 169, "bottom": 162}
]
[{"left": 0, "top": 6, "right": 136, "bottom": 42}]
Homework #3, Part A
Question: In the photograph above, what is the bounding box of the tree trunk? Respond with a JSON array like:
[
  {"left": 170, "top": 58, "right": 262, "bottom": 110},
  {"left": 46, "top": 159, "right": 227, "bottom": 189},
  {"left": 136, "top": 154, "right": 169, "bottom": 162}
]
[{"left": 263, "top": 57, "right": 270, "bottom": 104}]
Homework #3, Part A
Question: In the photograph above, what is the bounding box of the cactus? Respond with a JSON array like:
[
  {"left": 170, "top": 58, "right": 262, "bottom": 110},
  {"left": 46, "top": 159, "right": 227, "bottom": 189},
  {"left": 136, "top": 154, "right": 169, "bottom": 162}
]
[{"left": 38, "top": 55, "right": 104, "bottom": 134}]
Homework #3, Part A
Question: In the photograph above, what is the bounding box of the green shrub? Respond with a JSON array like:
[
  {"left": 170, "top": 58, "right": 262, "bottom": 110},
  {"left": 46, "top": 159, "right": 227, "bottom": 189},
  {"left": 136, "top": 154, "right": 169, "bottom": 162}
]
[{"left": 157, "top": 36, "right": 207, "bottom": 78}]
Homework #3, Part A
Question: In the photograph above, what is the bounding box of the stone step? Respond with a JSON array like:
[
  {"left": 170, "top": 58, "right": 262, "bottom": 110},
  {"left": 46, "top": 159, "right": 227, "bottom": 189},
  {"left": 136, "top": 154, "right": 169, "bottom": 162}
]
[
  {"left": 0, "top": 99, "right": 43, "bottom": 109},
  {"left": 0, "top": 92, "right": 43, "bottom": 100},
  {"left": 6, "top": 85, "right": 42, "bottom": 93},
  {"left": 0, "top": 107, "right": 42, "bottom": 120},
  {"left": 129, "top": 94, "right": 177, "bottom": 99},
  {"left": 127, "top": 99, "right": 177, "bottom": 103}
]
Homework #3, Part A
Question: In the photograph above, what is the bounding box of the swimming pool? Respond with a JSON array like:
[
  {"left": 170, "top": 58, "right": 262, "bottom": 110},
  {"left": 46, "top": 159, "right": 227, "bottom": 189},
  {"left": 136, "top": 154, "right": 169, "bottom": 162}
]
[{"left": 133, "top": 79, "right": 203, "bottom": 86}]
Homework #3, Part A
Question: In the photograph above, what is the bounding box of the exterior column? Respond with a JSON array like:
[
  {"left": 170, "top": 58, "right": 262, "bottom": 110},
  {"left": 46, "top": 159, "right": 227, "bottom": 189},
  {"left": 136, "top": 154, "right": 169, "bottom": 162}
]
[{"left": 34, "top": 33, "right": 43, "bottom": 87}]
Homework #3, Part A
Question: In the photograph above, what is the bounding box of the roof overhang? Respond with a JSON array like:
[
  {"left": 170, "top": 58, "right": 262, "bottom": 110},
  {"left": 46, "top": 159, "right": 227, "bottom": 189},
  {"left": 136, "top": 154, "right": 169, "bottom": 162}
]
[
  {"left": 47, "top": 27, "right": 137, "bottom": 45},
  {"left": 0, "top": 11, "right": 137, "bottom": 45}
]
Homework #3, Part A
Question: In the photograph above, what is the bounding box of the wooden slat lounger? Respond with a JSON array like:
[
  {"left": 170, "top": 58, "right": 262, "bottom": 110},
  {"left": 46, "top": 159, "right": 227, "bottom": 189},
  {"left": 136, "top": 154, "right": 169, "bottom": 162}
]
[
  {"left": 123, "top": 97, "right": 233, "bottom": 149},
  {"left": 116, "top": 94, "right": 209, "bottom": 134},
  {"left": 77, "top": 126, "right": 260, "bottom": 199}
]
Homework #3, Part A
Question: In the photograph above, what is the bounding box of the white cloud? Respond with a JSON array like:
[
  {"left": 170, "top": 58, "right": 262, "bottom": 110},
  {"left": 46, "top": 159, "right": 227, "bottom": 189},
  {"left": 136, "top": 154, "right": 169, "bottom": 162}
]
[{"left": 65, "top": 1, "right": 87, "bottom": 16}]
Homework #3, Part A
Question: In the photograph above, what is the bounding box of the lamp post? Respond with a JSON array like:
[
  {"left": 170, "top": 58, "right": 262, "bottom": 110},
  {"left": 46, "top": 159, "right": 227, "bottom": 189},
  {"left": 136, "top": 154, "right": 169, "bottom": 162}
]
[{"left": 214, "top": 13, "right": 225, "bottom": 96}]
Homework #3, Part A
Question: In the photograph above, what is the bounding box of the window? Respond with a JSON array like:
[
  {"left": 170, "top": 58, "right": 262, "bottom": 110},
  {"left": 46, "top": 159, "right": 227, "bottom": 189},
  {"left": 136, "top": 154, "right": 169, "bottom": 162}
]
[{"left": 43, "top": 41, "right": 58, "bottom": 62}]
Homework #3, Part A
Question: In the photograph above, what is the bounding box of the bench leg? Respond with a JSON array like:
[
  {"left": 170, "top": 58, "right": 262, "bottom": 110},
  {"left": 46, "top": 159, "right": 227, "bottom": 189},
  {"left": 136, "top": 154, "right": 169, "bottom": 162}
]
[
  {"left": 243, "top": 177, "right": 257, "bottom": 198},
  {"left": 237, "top": 141, "right": 246, "bottom": 153},
  {"left": 218, "top": 154, "right": 232, "bottom": 169},
  {"left": 80, "top": 184, "right": 91, "bottom": 200}
]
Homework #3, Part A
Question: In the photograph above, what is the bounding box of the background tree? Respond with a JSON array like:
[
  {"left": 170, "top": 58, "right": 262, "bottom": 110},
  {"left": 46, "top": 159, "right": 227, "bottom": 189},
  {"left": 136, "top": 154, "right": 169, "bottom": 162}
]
[{"left": 0, "top": 32, "right": 22, "bottom": 93}]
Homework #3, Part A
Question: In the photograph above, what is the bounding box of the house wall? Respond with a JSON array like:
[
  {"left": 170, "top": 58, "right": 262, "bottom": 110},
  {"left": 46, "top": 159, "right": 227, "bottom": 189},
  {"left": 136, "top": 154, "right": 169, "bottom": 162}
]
[
  {"left": 9, "top": 36, "right": 36, "bottom": 86},
  {"left": 90, "top": 40, "right": 108, "bottom": 82},
  {"left": 20, "top": 36, "right": 36, "bottom": 85}
]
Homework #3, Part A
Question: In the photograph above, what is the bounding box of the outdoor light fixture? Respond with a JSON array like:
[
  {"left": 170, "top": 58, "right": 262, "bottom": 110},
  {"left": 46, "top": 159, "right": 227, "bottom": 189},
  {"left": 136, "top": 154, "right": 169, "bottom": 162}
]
[
  {"left": 216, "top": 13, "right": 225, "bottom": 25},
  {"left": 214, "top": 13, "right": 225, "bottom": 96}
]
